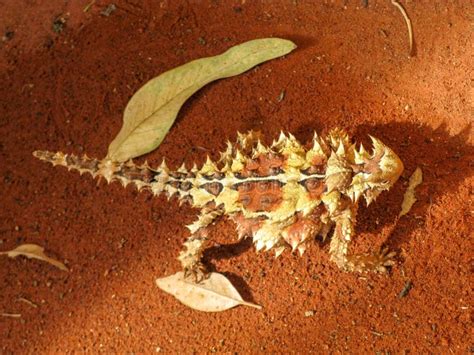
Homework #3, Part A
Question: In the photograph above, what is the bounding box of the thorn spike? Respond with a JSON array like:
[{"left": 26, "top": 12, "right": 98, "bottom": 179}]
[{"left": 177, "top": 162, "right": 187, "bottom": 173}]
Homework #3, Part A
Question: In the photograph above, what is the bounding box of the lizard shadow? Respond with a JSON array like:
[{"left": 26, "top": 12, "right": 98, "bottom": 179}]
[
  {"left": 352, "top": 122, "right": 473, "bottom": 252},
  {"left": 203, "top": 237, "right": 257, "bottom": 303}
]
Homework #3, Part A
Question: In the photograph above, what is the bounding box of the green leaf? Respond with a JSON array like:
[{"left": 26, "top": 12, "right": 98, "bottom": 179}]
[{"left": 107, "top": 38, "right": 297, "bottom": 162}]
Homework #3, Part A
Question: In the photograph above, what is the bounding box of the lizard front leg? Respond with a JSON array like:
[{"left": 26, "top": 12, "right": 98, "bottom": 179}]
[
  {"left": 178, "top": 206, "right": 224, "bottom": 282},
  {"left": 329, "top": 208, "right": 396, "bottom": 273}
]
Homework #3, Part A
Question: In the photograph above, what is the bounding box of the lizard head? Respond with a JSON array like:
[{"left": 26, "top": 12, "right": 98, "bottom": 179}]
[{"left": 349, "top": 136, "right": 404, "bottom": 205}]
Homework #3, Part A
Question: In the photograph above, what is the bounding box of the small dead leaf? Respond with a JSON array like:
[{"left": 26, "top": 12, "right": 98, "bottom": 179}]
[
  {"left": 399, "top": 167, "right": 422, "bottom": 217},
  {"left": 156, "top": 272, "right": 261, "bottom": 312},
  {"left": 107, "top": 38, "right": 296, "bottom": 162},
  {"left": 0, "top": 244, "right": 68, "bottom": 271}
]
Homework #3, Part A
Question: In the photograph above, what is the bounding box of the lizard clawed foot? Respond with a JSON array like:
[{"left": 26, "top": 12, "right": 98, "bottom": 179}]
[
  {"left": 346, "top": 247, "right": 397, "bottom": 273},
  {"left": 371, "top": 247, "right": 397, "bottom": 273},
  {"left": 183, "top": 261, "right": 209, "bottom": 283}
]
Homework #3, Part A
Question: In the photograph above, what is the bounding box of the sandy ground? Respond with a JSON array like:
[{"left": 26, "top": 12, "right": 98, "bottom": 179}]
[{"left": 0, "top": 1, "right": 472, "bottom": 353}]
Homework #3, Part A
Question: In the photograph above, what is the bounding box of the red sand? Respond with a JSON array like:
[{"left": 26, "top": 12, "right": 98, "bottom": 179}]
[{"left": 1, "top": 1, "right": 472, "bottom": 353}]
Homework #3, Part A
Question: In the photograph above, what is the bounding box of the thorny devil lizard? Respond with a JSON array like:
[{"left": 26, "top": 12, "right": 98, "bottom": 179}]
[{"left": 34, "top": 129, "right": 404, "bottom": 281}]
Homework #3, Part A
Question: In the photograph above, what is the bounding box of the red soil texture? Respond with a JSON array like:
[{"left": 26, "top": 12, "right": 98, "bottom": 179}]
[{"left": 1, "top": 1, "right": 472, "bottom": 353}]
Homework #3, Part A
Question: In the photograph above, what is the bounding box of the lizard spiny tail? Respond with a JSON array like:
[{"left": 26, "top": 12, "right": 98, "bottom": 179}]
[{"left": 32, "top": 150, "right": 191, "bottom": 201}]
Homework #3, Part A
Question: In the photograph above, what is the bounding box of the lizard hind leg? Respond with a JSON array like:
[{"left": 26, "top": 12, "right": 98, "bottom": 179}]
[{"left": 178, "top": 206, "right": 224, "bottom": 282}]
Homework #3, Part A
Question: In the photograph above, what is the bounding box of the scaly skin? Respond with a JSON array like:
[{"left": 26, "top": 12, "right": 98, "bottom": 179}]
[{"left": 34, "top": 129, "right": 404, "bottom": 281}]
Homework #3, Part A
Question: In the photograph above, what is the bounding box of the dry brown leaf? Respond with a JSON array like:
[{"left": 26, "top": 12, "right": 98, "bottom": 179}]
[
  {"left": 156, "top": 272, "right": 262, "bottom": 312},
  {"left": 399, "top": 167, "right": 422, "bottom": 217},
  {"left": 0, "top": 244, "right": 68, "bottom": 271}
]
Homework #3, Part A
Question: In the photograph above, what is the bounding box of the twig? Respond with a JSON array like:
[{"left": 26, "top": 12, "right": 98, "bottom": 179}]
[
  {"left": 18, "top": 297, "right": 38, "bottom": 308},
  {"left": 391, "top": 0, "right": 414, "bottom": 56},
  {"left": 1, "top": 313, "right": 21, "bottom": 318},
  {"left": 83, "top": 0, "right": 96, "bottom": 13}
]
